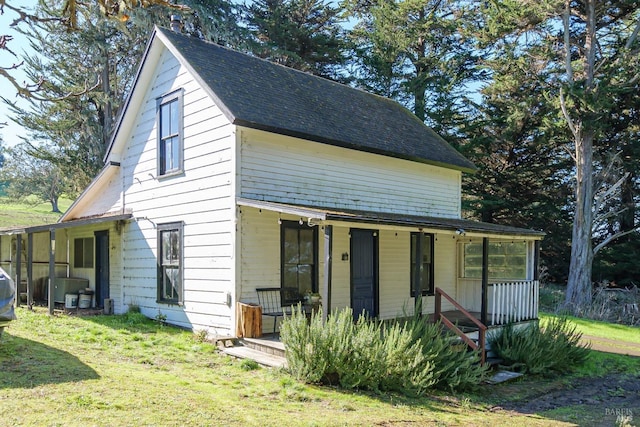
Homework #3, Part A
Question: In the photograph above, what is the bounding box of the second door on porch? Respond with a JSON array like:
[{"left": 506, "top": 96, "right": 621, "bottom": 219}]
[{"left": 350, "top": 229, "right": 378, "bottom": 321}]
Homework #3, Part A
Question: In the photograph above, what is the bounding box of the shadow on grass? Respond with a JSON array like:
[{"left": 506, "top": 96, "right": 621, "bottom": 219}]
[
  {"left": 81, "top": 312, "right": 186, "bottom": 335},
  {"left": 0, "top": 333, "right": 99, "bottom": 389}
]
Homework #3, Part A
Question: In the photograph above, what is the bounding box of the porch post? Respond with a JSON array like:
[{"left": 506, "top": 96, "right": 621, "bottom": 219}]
[
  {"left": 15, "top": 234, "right": 22, "bottom": 307},
  {"left": 322, "top": 225, "right": 332, "bottom": 323},
  {"left": 481, "top": 237, "right": 489, "bottom": 326},
  {"left": 27, "top": 233, "right": 33, "bottom": 308},
  {"left": 48, "top": 229, "right": 56, "bottom": 315},
  {"left": 533, "top": 240, "right": 541, "bottom": 281}
]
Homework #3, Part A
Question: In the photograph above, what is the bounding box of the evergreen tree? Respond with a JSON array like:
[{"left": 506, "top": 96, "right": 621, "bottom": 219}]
[
  {"left": 2, "top": 0, "right": 243, "bottom": 197},
  {"left": 345, "top": 0, "right": 477, "bottom": 133},
  {"left": 242, "top": 0, "right": 349, "bottom": 81},
  {"left": 477, "top": 1, "right": 640, "bottom": 308},
  {"left": 461, "top": 43, "right": 573, "bottom": 282}
]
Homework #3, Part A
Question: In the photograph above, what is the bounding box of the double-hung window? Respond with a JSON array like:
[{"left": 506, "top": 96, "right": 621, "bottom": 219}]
[
  {"left": 410, "top": 232, "right": 434, "bottom": 297},
  {"left": 281, "top": 221, "right": 317, "bottom": 303},
  {"left": 157, "top": 222, "right": 183, "bottom": 304},
  {"left": 157, "top": 89, "right": 184, "bottom": 177}
]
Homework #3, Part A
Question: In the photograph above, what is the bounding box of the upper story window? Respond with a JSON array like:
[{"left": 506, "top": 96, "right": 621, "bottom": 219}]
[
  {"left": 157, "top": 89, "right": 184, "bottom": 177},
  {"left": 410, "top": 232, "right": 434, "bottom": 297}
]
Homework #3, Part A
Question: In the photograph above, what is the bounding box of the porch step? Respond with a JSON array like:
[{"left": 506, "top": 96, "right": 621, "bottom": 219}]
[
  {"left": 241, "top": 336, "right": 286, "bottom": 358},
  {"left": 222, "top": 345, "right": 287, "bottom": 368},
  {"left": 220, "top": 335, "right": 287, "bottom": 368}
]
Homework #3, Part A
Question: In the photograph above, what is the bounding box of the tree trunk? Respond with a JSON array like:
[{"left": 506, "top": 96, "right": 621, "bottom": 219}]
[
  {"left": 50, "top": 196, "right": 60, "bottom": 213},
  {"left": 564, "top": 0, "right": 597, "bottom": 310},
  {"left": 565, "top": 130, "right": 594, "bottom": 308}
]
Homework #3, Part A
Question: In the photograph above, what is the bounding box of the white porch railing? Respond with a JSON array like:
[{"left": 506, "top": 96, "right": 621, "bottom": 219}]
[{"left": 488, "top": 280, "right": 539, "bottom": 326}]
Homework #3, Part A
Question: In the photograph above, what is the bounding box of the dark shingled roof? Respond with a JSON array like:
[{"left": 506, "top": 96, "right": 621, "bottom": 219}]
[{"left": 157, "top": 27, "right": 476, "bottom": 173}]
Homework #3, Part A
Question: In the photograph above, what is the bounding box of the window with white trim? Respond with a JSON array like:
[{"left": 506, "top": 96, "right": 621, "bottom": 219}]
[
  {"left": 157, "top": 222, "right": 183, "bottom": 304},
  {"left": 157, "top": 89, "right": 183, "bottom": 176}
]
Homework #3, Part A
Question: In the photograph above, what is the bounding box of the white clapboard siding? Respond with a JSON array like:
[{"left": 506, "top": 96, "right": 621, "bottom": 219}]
[
  {"left": 433, "top": 236, "right": 457, "bottom": 313},
  {"left": 329, "top": 227, "right": 351, "bottom": 313},
  {"left": 378, "top": 229, "right": 412, "bottom": 319},
  {"left": 115, "top": 47, "right": 236, "bottom": 335},
  {"left": 377, "top": 231, "right": 457, "bottom": 319},
  {"left": 240, "top": 130, "right": 462, "bottom": 218},
  {"left": 238, "top": 208, "right": 287, "bottom": 304}
]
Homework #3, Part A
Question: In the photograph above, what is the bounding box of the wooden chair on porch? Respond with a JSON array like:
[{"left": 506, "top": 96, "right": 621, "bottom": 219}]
[{"left": 256, "top": 287, "right": 302, "bottom": 334}]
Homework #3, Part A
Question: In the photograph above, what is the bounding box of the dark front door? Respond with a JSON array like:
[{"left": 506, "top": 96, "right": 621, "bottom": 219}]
[
  {"left": 95, "top": 230, "right": 110, "bottom": 308},
  {"left": 350, "top": 229, "right": 378, "bottom": 321}
]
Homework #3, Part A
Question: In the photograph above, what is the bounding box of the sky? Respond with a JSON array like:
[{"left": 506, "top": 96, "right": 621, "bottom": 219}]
[{"left": 0, "top": 1, "right": 36, "bottom": 148}]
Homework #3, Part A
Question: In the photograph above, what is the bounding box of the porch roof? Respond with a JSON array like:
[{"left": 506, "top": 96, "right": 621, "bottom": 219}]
[
  {"left": 0, "top": 212, "right": 132, "bottom": 236},
  {"left": 237, "top": 198, "right": 545, "bottom": 239}
]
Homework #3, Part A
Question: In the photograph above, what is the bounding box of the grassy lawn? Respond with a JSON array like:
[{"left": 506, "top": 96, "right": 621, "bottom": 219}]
[
  {"left": 1, "top": 308, "right": 639, "bottom": 426},
  {"left": 0, "top": 196, "right": 72, "bottom": 228}
]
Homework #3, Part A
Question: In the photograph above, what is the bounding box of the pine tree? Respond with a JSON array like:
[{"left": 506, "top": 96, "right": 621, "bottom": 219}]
[
  {"left": 346, "top": 0, "right": 477, "bottom": 131},
  {"left": 242, "top": 0, "right": 349, "bottom": 82}
]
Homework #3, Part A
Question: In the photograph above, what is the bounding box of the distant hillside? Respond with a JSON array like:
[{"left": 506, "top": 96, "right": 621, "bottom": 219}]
[{"left": 0, "top": 197, "right": 72, "bottom": 229}]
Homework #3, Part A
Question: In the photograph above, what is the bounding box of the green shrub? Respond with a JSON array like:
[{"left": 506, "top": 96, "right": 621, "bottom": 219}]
[
  {"left": 280, "top": 304, "right": 485, "bottom": 395},
  {"left": 489, "top": 317, "right": 591, "bottom": 375},
  {"left": 401, "top": 314, "right": 488, "bottom": 391}
]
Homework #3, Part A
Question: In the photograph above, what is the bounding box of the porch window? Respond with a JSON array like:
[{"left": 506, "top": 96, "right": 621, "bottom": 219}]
[
  {"left": 157, "top": 222, "right": 183, "bottom": 304},
  {"left": 463, "top": 241, "right": 527, "bottom": 280},
  {"left": 281, "top": 221, "right": 317, "bottom": 303},
  {"left": 410, "top": 232, "right": 434, "bottom": 297},
  {"left": 157, "top": 89, "right": 183, "bottom": 177},
  {"left": 74, "top": 237, "right": 93, "bottom": 268}
]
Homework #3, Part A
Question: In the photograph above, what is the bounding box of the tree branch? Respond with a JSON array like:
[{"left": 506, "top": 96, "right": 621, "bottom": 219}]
[
  {"left": 594, "top": 228, "right": 639, "bottom": 255},
  {"left": 625, "top": 15, "right": 640, "bottom": 50},
  {"left": 563, "top": 0, "right": 573, "bottom": 84}
]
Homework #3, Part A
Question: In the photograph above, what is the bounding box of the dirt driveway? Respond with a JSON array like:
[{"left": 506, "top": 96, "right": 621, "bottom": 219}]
[
  {"left": 488, "top": 334, "right": 640, "bottom": 426},
  {"left": 581, "top": 334, "right": 640, "bottom": 357}
]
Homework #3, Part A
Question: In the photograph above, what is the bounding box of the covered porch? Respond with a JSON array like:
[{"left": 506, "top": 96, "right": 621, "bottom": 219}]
[
  {"left": 0, "top": 213, "right": 131, "bottom": 314},
  {"left": 235, "top": 198, "right": 544, "bottom": 336}
]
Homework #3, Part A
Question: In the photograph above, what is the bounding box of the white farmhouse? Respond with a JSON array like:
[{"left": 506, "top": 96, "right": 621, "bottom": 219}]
[{"left": 0, "top": 27, "right": 544, "bottom": 345}]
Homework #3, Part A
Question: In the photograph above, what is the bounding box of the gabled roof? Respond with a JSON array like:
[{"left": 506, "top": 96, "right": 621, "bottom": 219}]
[{"left": 152, "top": 27, "right": 476, "bottom": 173}]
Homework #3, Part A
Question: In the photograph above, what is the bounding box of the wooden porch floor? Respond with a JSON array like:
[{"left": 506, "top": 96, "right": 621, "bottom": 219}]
[{"left": 429, "top": 310, "right": 483, "bottom": 329}]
